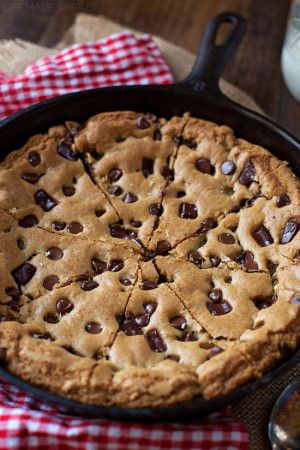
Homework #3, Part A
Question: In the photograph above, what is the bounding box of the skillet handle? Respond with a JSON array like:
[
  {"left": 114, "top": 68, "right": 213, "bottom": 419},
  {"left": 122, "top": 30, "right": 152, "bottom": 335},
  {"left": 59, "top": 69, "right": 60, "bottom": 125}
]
[{"left": 180, "top": 12, "right": 246, "bottom": 99}]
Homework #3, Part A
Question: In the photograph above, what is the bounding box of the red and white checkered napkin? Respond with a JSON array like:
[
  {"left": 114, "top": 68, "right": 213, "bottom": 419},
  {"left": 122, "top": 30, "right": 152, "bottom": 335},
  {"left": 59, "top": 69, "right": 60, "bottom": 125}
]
[{"left": 0, "top": 31, "right": 249, "bottom": 449}]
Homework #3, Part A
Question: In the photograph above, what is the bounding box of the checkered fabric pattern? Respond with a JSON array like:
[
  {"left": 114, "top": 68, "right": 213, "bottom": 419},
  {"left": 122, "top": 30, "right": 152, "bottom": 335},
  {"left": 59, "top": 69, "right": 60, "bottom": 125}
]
[
  {"left": 0, "top": 31, "right": 249, "bottom": 449},
  {"left": 0, "top": 31, "right": 174, "bottom": 119}
]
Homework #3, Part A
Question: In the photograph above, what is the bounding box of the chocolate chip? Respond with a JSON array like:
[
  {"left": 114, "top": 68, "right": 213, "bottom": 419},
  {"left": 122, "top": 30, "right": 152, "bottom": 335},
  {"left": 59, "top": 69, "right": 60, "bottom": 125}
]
[
  {"left": 51, "top": 221, "right": 66, "bottom": 231},
  {"left": 108, "top": 168, "right": 122, "bottom": 182},
  {"left": 179, "top": 203, "right": 198, "bottom": 219},
  {"left": 149, "top": 203, "right": 163, "bottom": 216},
  {"left": 170, "top": 316, "right": 187, "bottom": 331},
  {"left": 5, "top": 287, "right": 19, "bottom": 298},
  {"left": 210, "top": 256, "right": 221, "bottom": 267},
  {"left": 165, "top": 354, "right": 180, "bottom": 362},
  {"left": 183, "top": 139, "right": 197, "bottom": 149},
  {"left": 280, "top": 218, "right": 300, "bottom": 244},
  {"left": 30, "top": 331, "right": 53, "bottom": 341},
  {"left": 238, "top": 160, "right": 256, "bottom": 186},
  {"left": 120, "top": 277, "right": 132, "bottom": 286},
  {"left": 119, "top": 315, "right": 142, "bottom": 336},
  {"left": 176, "top": 191, "right": 186, "bottom": 198},
  {"left": 237, "top": 251, "right": 258, "bottom": 272},
  {"left": 130, "top": 220, "right": 142, "bottom": 228},
  {"left": 42, "top": 275, "right": 59, "bottom": 291},
  {"left": 89, "top": 148, "right": 103, "bottom": 161},
  {"left": 290, "top": 296, "right": 300, "bottom": 305},
  {"left": 207, "top": 301, "right": 232, "bottom": 315},
  {"left": 44, "top": 313, "right": 59, "bottom": 324},
  {"left": 91, "top": 258, "right": 107, "bottom": 274},
  {"left": 209, "top": 289, "right": 222, "bottom": 303},
  {"left": 57, "top": 142, "right": 78, "bottom": 161},
  {"left": 253, "top": 226, "right": 274, "bottom": 247},
  {"left": 196, "top": 158, "right": 212, "bottom": 174},
  {"left": 142, "top": 158, "right": 154, "bottom": 178},
  {"left": 85, "top": 322, "right": 102, "bottom": 334},
  {"left": 179, "top": 331, "right": 198, "bottom": 342},
  {"left": 207, "top": 346, "right": 224, "bottom": 359},
  {"left": 221, "top": 160, "right": 236, "bottom": 175},
  {"left": 161, "top": 165, "right": 173, "bottom": 180},
  {"left": 81, "top": 279, "right": 99, "bottom": 291},
  {"left": 195, "top": 218, "right": 217, "bottom": 235},
  {"left": 199, "top": 342, "right": 215, "bottom": 350},
  {"left": 35, "top": 190, "right": 57, "bottom": 211},
  {"left": 187, "top": 250, "right": 203, "bottom": 265},
  {"left": 17, "top": 238, "right": 25, "bottom": 250},
  {"left": 108, "top": 185, "right": 123, "bottom": 196},
  {"left": 218, "top": 233, "right": 235, "bottom": 244},
  {"left": 62, "top": 186, "right": 75, "bottom": 196},
  {"left": 136, "top": 116, "right": 150, "bottom": 129},
  {"left": 107, "top": 259, "right": 124, "bottom": 272},
  {"left": 140, "top": 280, "right": 157, "bottom": 290},
  {"left": 144, "top": 302, "right": 157, "bottom": 314},
  {"left": 156, "top": 240, "right": 171, "bottom": 255},
  {"left": 109, "top": 223, "right": 141, "bottom": 246},
  {"left": 153, "top": 129, "right": 162, "bottom": 140},
  {"left": 122, "top": 192, "right": 138, "bottom": 203},
  {"left": 254, "top": 296, "right": 276, "bottom": 309},
  {"left": 145, "top": 329, "right": 167, "bottom": 352},
  {"left": 21, "top": 173, "right": 41, "bottom": 184},
  {"left": 28, "top": 151, "right": 41, "bottom": 166},
  {"left": 67, "top": 222, "right": 83, "bottom": 234},
  {"left": 95, "top": 209, "right": 105, "bottom": 217},
  {"left": 18, "top": 214, "right": 38, "bottom": 228},
  {"left": 45, "top": 247, "right": 63, "bottom": 260},
  {"left": 135, "top": 313, "right": 151, "bottom": 327},
  {"left": 56, "top": 297, "right": 74, "bottom": 316},
  {"left": 12, "top": 262, "right": 36, "bottom": 286},
  {"left": 276, "top": 193, "right": 291, "bottom": 208}
]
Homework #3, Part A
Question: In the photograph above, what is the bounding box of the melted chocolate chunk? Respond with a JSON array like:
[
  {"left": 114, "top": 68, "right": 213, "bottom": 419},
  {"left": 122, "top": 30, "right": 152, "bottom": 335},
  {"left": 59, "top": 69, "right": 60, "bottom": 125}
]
[
  {"left": 107, "top": 259, "right": 124, "bottom": 272},
  {"left": 195, "top": 218, "right": 217, "bottom": 235},
  {"left": 62, "top": 186, "right": 75, "bottom": 196},
  {"left": 122, "top": 192, "right": 138, "bottom": 203},
  {"left": 253, "top": 225, "right": 274, "bottom": 247},
  {"left": 12, "top": 262, "right": 36, "bottom": 286},
  {"left": 142, "top": 158, "right": 154, "bottom": 178},
  {"left": 280, "top": 218, "right": 300, "bottom": 244},
  {"left": 44, "top": 313, "right": 59, "bottom": 324},
  {"left": 149, "top": 203, "right": 163, "bottom": 216},
  {"left": 120, "top": 276, "right": 132, "bottom": 286},
  {"left": 218, "top": 233, "right": 235, "bottom": 245},
  {"left": 45, "top": 247, "right": 63, "bottom": 260},
  {"left": 51, "top": 221, "right": 66, "bottom": 231},
  {"left": 207, "top": 346, "right": 224, "bottom": 359},
  {"left": 81, "top": 279, "right": 99, "bottom": 291},
  {"left": 108, "top": 185, "right": 123, "bottom": 196},
  {"left": 108, "top": 168, "right": 122, "bottom": 182},
  {"left": 179, "top": 202, "right": 198, "bottom": 219},
  {"left": 42, "top": 275, "right": 59, "bottom": 291},
  {"left": 109, "top": 223, "right": 141, "bottom": 246},
  {"left": 18, "top": 214, "right": 38, "bottom": 228},
  {"left": 179, "top": 331, "right": 198, "bottom": 342},
  {"left": 30, "top": 331, "right": 54, "bottom": 341},
  {"left": 119, "top": 315, "right": 142, "bottom": 336},
  {"left": 85, "top": 322, "right": 102, "bottom": 334},
  {"left": 254, "top": 296, "right": 276, "bottom": 309},
  {"left": 170, "top": 316, "right": 187, "bottom": 331},
  {"left": 187, "top": 250, "right": 203, "bottom": 265},
  {"left": 144, "top": 302, "right": 157, "bottom": 314},
  {"left": 196, "top": 158, "right": 212, "bottom": 174},
  {"left": 221, "top": 160, "right": 236, "bottom": 175},
  {"left": 34, "top": 190, "right": 57, "bottom": 211},
  {"left": 67, "top": 222, "right": 83, "bottom": 234},
  {"left": 156, "top": 240, "right": 171, "bottom": 255},
  {"left": 208, "top": 289, "right": 222, "bottom": 303},
  {"left": 56, "top": 297, "right": 74, "bottom": 316},
  {"left": 276, "top": 193, "right": 291, "bottom": 208},
  {"left": 207, "top": 301, "right": 232, "bottom": 316},
  {"left": 17, "top": 239, "right": 25, "bottom": 250},
  {"left": 91, "top": 258, "right": 107, "bottom": 274},
  {"left": 57, "top": 142, "right": 78, "bottom": 161},
  {"left": 28, "top": 151, "right": 41, "bottom": 166},
  {"left": 145, "top": 329, "right": 167, "bottom": 352},
  {"left": 199, "top": 342, "right": 215, "bottom": 350},
  {"left": 238, "top": 160, "right": 256, "bottom": 186},
  {"left": 5, "top": 287, "right": 19, "bottom": 298},
  {"left": 236, "top": 251, "right": 258, "bottom": 272},
  {"left": 136, "top": 116, "right": 150, "bottom": 129},
  {"left": 140, "top": 280, "right": 158, "bottom": 290},
  {"left": 210, "top": 256, "right": 221, "bottom": 267},
  {"left": 135, "top": 313, "right": 151, "bottom": 327},
  {"left": 21, "top": 173, "right": 41, "bottom": 184}
]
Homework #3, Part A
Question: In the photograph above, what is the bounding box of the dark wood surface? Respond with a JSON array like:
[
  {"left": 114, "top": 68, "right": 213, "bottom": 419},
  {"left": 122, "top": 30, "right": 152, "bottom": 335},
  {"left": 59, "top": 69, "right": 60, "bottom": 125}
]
[{"left": 0, "top": 0, "right": 299, "bottom": 138}]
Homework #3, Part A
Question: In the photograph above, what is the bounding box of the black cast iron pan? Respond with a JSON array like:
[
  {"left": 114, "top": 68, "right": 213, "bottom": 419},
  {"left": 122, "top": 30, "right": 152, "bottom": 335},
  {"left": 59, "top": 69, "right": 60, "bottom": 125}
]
[{"left": 0, "top": 12, "right": 299, "bottom": 420}]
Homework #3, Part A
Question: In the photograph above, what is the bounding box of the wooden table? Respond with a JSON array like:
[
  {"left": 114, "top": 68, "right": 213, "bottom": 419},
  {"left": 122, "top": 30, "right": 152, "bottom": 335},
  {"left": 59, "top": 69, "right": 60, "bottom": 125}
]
[{"left": 0, "top": 0, "right": 299, "bottom": 138}]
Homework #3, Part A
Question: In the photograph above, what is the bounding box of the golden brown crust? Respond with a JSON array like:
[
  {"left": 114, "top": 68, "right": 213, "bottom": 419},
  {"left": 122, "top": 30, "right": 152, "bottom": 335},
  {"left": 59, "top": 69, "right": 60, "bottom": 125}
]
[{"left": 0, "top": 111, "right": 299, "bottom": 407}]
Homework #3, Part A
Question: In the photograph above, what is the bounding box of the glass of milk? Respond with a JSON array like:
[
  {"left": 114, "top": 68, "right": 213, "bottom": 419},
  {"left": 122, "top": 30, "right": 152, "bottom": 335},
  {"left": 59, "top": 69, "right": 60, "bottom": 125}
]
[{"left": 281, "top": 0, "right": 300, "bottom": 101}]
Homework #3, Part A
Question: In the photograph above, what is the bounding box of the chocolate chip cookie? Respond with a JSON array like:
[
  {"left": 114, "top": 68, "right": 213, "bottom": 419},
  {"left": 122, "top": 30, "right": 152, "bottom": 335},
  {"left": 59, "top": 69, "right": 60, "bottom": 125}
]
[{"left": 0, "top": 111, "right": 299, "bottom": 407}]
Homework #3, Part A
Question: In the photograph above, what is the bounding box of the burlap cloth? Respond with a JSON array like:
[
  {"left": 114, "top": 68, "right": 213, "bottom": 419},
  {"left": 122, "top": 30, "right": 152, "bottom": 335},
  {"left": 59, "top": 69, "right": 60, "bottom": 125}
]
[{"left": 0, "top": 13, "right": 299, "bottom": 450}]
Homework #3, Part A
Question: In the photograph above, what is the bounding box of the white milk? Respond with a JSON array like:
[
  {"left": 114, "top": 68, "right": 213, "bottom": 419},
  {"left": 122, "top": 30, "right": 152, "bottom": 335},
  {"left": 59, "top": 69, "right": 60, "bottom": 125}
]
[{"left": 281, "top": 18, "right": 300, "bottom": 101}]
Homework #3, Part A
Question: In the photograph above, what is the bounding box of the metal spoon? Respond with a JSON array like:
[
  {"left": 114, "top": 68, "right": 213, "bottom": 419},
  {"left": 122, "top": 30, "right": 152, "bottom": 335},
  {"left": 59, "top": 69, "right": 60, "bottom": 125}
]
[{"left": 269, "top": 379, "right": 300, "bottom": 449}]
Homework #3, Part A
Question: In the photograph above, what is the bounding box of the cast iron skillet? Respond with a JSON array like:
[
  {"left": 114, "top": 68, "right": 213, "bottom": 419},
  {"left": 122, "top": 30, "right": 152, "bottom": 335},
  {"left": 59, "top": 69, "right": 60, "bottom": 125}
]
[{"left": 0, "top": 13, "right": 299, "bottom": 420}]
